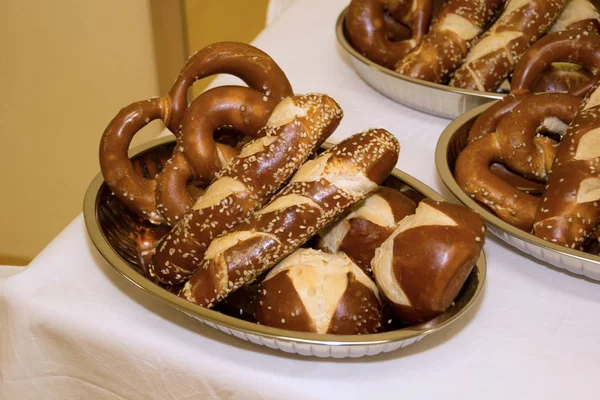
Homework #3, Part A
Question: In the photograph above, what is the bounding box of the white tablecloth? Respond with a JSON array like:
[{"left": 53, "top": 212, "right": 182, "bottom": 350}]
[{"left": 2, "top": 0, "right": 600, "bottom": 399}]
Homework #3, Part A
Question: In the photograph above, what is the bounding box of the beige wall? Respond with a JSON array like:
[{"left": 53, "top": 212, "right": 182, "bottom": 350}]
[
  {"left": 1, "top": 0, "right": 162, "bottom": 264},
  {"left": 0, "top": 0, "right": 269, "bottom": 265},
  {"left": 182, "top": 0, "right": 269, "bottom": 98}
]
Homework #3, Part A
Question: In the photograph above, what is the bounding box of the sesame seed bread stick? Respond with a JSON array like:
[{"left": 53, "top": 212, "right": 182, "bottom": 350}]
[
  {"left": 148, "top": 94, "right": 343, "bottom": 285},
  {"left": 180, "top": 129, "right": 400, "bottom": 308},
  {"left": 396, "top": 0, "right": 505, "bottom": 83},
  {"left": 533, "top": 83, "right": 600, "bottom": 248},
  {"left": 450, "top": 0, "right": 567, "bottom": 92}
]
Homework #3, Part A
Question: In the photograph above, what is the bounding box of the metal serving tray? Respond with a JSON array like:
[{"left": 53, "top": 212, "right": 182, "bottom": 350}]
[
  {"left": 436, "top": 103, "right": 600, "bottom": 281},
  {"left": 84, "top": 136, "right": 486, "bottom": 358},
  {"left": 335, "top": 6, "right": 505, "bottom": 119}
]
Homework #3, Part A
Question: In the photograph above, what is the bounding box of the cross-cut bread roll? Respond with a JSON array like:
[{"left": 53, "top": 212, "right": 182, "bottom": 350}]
[
  {"left": 316, "top": 186, "right": 416, "bottom": 274},
  {"left": 254, "top": 248, "right": 382, "bottom": 334},
  {"left": 179, "top": 128, "right": 400, "bottom": 308},
  {"left": 371, "top": 199, "right": 485, "bottom": 324}
]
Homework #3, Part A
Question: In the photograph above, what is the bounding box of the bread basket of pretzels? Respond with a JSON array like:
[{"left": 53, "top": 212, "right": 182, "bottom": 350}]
[
  {"left": 84, "top": 42, "right": 486, "bottom": 358},
  {"left": 436, "top": 46, "right": 600, "bottom": 281},
  {"left": 336, "top": 0, "right": 600, "bottom": 118}
]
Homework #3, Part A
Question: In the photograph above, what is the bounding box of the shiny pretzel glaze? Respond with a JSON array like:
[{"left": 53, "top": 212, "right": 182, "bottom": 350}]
[
  {"left": 254, "top": 249, "right": 382, "bottom": 334},
  {"left": 533, "top": 0, "right": 600, "bottom": 94},
  {"left": 371, "top": 199, "right": 485, "bottom": 324},
  {"left": 511, "top": 30, "right": 600, "bottom": 97},
  {"left": 346, "top": 0, "right": 433, "bottom": 69},
  {"left": 396, "top": 0, "right": 504, "bottom": 83},
  {"left": 99, "top": 42, "right": 293, "bottom": 224},
  {"left": 317, "top": 186, "right": 416, "bottom": 274},
  {"left": 180, "top": 129, "right": 400, "bottom": 308},
  {"left": 533, "top": 83, "right": 600, "bottom": 248},
  {"left": 548, "top": 0, "right": 600, "bottom": 34},
  {"left": 454, "top": 93, "right": 580, "bottom": 230},
  {"left": 450, "top": 0, "right": 566, "bottom": 92},
  {"left": 148, "top": 94, "right": 343, "bottom": 285}
]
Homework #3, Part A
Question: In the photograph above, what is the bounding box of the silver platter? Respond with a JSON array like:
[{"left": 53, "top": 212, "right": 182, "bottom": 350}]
[
  {"left": 335, "top": 6, "right": 505, "bottom": 119},
  {"left": 84, "top": 137, "right": 486, "bottom": 358},
  {"left": 436, "top": 103, "right": 600, "bottom": 281}
]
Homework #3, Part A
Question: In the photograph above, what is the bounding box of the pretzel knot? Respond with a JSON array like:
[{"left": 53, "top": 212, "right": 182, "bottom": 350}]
[
  {"left": 346, "top": 0, "right": 433, "bottom": 69},
  {"left": 455, "top": 93, "right": 581, "bottom": 231},
  {"left": 511, "top": 30, "right": 600, "bottom": 98},
  {"left": 99, "top": 42, "right": 293, "bottom": 225}
]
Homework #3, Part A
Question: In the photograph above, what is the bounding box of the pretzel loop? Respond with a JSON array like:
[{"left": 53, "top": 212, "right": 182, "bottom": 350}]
[
  {"left": 455, "top": 93, "right": 581, "bottom": 231},
  {"left": 100, "top": 97, "right": 172, "bottom": 224},
  {"left": 511, "top": 31, "right": 600, "bottom": 97},
  {"left": 99, "top": 42, "right": 293, "bottom": 225},
  {"left": 166, "top": 42, "right": 293, "bottom": 134},
  {"left": 346, "top": 0, "right": 433, "bottom": 69}
]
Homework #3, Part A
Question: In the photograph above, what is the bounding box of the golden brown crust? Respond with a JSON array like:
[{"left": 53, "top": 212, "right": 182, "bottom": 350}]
[
  {"left": 346, "top": 0, "right": 434, "bottom": 69},
  {"left": 180, "top": 129, "right": 400, "bottom": 307},
  {"left": 395, "top": 0, "right": 504, "bottom": 83}
]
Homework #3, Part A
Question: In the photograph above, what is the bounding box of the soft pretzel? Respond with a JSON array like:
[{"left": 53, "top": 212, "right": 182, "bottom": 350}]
[
  {"left": 531, "top": 0, "right": 600, "bottom": 94},
  {"left": 346, "top": 0, "right": 434, "bottom": 69},
  {"left": 454, "top": 93, "right": 580, "bottom": 230},
  {"left": 450, "top": 0, "right": 566, "bottom": 92},
  {"left": 467, "top": 93, "right": 529, "bottom": 143},
  {"left": 99, "top": 42, "right": 293, "bottom": 224},
  {"left": 532, "top": 63, "right": 596, "bottom": 95},
  {"left": 395, "top": 0, "right": 505, "bottom": 83},
  {"left": 533, "top": 83, "right": 600, "bottom": 248},
  {"left": 371, "top": 199, "right": 485, "bottom": 324},
  {"left": 511, "top": 30, "right": 600, "bottom": 97},
  {"left": 254, "top": 249, "right": 382, "bottom": 334},
  {"left": 180, "top": 129, "right": 400, "bottom": 308},
  {"left": 154, "top": 86, "right": 275, "bottom": 223},
  {"left": 316, "top": 186, "right": 416, "bottom": 274},
  {"left": 148, "top": 94, "right": 343, "bottom": 285}
]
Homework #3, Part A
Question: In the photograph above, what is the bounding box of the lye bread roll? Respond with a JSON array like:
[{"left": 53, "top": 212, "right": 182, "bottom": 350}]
[
  {"left": 254, "top": 249, "right": 382, "bottom": 334},
  {"left": 148, "top": 94, "right": 342, "bottom": 285},
  {"left": 180, "top": 128, "right": 400, "bottom": 308},
  {"left": 317, "top": 186, "right": 417, "bottom": 274},
  {"left": 371, "top": 199, "right": 485, "bottom": 324}
]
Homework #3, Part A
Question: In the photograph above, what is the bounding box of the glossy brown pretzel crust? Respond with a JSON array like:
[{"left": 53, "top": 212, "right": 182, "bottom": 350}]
[
  {"left": 99, "top": 42, "right": 293, "bottom": 225},
  {"left": 346, "top": 0, "right": 433, "bottom": 69}
]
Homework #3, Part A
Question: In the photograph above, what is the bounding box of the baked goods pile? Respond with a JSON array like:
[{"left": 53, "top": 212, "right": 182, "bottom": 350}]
[
  {"left": 455, "top": 77, "right": 600, "bottom": 252},
  {"left": 345, "top": 0, "right": 600, "bottom": 93},
  {"left": 99, "top": 42, "right": 486, "bottom": 335}
]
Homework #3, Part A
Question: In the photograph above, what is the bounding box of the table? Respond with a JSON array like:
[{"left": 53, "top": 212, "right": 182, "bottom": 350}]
[{"left": 2, "top": 0, "right": 600, "bottom": 398}]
